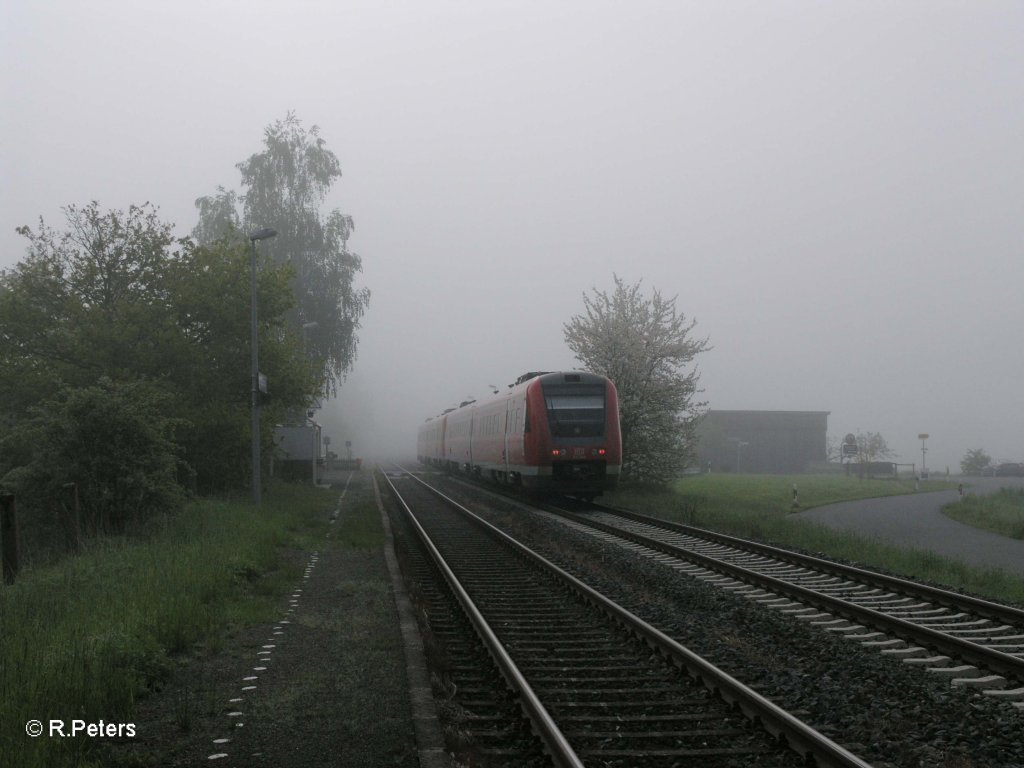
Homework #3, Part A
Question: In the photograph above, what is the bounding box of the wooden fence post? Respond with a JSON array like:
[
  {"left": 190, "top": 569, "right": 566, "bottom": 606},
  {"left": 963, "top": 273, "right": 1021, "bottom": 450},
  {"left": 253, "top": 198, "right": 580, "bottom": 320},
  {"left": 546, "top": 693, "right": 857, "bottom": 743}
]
[
  {"left": 1, "top": 494, "right": 18, "bottom": 585},
  {"left": 60, "top": 482, "right": 81, "bottom": 553}
]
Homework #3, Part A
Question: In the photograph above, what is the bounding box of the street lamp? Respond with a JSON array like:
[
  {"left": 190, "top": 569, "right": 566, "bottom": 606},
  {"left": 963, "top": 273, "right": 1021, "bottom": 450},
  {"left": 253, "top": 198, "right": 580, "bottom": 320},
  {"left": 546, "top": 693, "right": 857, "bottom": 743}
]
[
  {"left": 299, "top": 320, "right": 321, "bottom": 485},
  {"left": 250, "top": 227, "right": 278, "bottom": 505},
  {"left": 918, "top": 433, "right": 929, "bottom": 479}
]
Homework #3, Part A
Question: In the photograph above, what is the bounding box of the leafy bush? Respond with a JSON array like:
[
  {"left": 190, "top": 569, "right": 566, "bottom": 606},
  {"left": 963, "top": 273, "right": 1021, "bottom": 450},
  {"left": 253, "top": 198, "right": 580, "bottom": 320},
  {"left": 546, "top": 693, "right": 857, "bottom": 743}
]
[
  {"left": 1, "top": 201, "right": 320, "bottom": 502},
  {"left": 0, "top": 378, "right": 186, "bottom": 540}
]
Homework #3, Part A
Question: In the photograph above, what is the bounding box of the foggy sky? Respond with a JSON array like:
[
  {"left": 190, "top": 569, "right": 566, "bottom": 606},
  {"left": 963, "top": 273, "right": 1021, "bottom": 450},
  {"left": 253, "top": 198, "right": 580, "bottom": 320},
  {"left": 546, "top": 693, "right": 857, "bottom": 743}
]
[{"left": 3, "top": 1, "right": 1022, "bottom": 472}]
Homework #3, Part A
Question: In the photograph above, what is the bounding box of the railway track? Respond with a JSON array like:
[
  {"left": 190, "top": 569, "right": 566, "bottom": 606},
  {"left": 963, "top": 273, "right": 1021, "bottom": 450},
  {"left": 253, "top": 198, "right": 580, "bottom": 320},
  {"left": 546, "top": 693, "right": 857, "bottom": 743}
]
[
  {"left": 383, "top": 467, "right": 873, "bottom": 767},
  {"left": 540, "top": 500, "right": 1024, "bottom": 703}
]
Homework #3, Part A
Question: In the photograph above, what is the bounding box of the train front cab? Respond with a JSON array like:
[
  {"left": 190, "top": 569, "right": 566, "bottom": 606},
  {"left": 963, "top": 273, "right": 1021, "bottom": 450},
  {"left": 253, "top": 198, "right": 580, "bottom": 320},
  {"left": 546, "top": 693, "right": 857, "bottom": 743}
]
[{"left": 523, "top": 372, "right": 621, "bottom": 498}]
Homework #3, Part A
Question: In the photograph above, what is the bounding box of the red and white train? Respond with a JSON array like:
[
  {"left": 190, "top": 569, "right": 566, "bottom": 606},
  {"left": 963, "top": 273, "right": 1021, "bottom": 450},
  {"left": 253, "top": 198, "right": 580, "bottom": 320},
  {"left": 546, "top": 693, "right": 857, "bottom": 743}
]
[{"left": 417, "top": 371, "right": 622, "bottom": 498}]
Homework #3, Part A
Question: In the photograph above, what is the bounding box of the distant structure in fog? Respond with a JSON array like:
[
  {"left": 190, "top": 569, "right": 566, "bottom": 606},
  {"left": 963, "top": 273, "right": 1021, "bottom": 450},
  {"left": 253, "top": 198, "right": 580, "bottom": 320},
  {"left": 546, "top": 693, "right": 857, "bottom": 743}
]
[{"left": 696, "top": 410, "right": 829, "bottom": 474}]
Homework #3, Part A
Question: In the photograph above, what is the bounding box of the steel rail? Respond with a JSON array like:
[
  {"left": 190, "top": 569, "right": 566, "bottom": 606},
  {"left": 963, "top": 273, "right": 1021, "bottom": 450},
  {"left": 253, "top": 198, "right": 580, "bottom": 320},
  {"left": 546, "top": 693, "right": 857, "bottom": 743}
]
[
  {"left": 401, "top": 467, "right": 874, "bottom": 768},
  {"left": 547, "top": 503, "right": 1024, "bottom": 683},
  {"left": 381, "top": 470, "right": 585, "bottom": 768},
  {"left": 591, "top": 502, "right": 1024, "bottom": 628}
]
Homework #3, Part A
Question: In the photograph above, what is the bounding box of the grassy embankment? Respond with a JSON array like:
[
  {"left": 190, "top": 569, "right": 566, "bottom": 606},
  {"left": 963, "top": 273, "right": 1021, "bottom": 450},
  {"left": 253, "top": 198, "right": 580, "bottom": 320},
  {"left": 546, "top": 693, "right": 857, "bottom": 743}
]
[
  {"left": 604, "top": 473, "right": 1024, "bottom": 605},
  {"left": 0, "top": 481, "right": 332, "bottom": 768},
  {"left": 944, "top": 487, "right": 1024, "bottom": 541}
]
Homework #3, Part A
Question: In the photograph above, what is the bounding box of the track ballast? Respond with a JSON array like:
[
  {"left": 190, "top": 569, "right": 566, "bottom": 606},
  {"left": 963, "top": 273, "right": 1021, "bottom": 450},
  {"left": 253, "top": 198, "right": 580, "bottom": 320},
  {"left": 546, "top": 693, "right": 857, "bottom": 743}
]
[{"left": 383, "top": 467, "right": 871, "bottom": 768}]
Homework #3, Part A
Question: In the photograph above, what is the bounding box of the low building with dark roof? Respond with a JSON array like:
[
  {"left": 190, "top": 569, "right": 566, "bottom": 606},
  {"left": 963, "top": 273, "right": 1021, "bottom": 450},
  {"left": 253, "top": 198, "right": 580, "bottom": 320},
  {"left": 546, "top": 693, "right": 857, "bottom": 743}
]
[{"left": 696, "top": 410, "right": 829, "bottom": 474}]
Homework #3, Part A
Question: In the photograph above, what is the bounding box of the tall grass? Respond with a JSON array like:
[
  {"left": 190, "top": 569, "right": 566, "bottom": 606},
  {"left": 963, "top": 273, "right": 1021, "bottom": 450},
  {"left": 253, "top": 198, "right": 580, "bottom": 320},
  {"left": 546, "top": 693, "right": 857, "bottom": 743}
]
[
  {"left": 0, "top": 482, "right": 331, "bottom": 768},
  {"left": 944, "top": 487, "right": 1024, "bottom": 540},
  {"left": 605, "top": 474, "right": 1024, "bottom": 605}
]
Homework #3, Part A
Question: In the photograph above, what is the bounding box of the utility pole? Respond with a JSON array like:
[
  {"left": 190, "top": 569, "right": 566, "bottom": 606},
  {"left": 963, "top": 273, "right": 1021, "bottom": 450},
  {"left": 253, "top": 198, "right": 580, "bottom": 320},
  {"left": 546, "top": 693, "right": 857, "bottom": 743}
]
[{"left": 249, "top": 227, "right": 278, "bottom": 505}]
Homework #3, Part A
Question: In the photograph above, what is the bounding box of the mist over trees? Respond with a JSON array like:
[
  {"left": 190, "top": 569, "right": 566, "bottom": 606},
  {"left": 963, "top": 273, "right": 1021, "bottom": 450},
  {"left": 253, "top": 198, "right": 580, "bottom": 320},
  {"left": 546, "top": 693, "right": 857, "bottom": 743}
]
[
  {"left": 194, "top": 113, "right": 370, "bottom": 396},
  {"left": 0, "top": 113, "right": 370, "bottom": 556},
  {"left": 5, "top": 378, "right": 186, "bottom": 535},
  {"left": 564, "top": 275, "right": 709, "bottom": 484},
  {"left": 0, "top": 202, "right": 318, "bottom": 542},
  {"left": 961, "top": 448, "right": 992, "bottom": 476},
  {"left": 1, "top": 203, "right": 180, "bottom": 411}
]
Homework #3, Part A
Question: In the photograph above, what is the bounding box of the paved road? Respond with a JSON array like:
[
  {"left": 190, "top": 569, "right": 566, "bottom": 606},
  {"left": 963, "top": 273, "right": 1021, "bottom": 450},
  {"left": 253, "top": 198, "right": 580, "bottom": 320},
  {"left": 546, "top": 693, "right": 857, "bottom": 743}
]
[{"left": 796, "top": 477, "right": 1024, "bottom": 577}]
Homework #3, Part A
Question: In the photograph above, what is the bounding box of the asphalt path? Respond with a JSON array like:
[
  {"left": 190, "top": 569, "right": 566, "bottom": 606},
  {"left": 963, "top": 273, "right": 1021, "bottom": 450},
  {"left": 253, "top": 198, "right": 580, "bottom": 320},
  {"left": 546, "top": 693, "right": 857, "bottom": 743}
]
[{"left": 796, "top": 477, "right": 1024, "bottom": 577}]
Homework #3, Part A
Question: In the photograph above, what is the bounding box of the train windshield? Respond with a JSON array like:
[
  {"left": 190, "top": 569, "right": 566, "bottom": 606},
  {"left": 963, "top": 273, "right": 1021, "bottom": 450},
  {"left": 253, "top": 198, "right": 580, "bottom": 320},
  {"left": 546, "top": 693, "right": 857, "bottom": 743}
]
[{"left": 544, "top": 393, "right": 605, "bottom": 437}]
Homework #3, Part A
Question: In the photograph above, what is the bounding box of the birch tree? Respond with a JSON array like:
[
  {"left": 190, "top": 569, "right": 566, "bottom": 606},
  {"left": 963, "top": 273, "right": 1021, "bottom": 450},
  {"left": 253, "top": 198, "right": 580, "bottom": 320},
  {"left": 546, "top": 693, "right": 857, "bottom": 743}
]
[
  {"left": 564, "top": 275, "right": 710, "bottom": 484},
  {"left": 194, "top": 113, "right": 370, "bottom": 396}
]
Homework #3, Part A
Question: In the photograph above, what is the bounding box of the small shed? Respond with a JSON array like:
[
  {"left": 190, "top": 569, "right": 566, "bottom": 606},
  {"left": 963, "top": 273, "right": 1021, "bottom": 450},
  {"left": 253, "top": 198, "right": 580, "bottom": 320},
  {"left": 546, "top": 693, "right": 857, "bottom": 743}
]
[{"left": 273, "top": 421, "right": 322, "bottom": 482}]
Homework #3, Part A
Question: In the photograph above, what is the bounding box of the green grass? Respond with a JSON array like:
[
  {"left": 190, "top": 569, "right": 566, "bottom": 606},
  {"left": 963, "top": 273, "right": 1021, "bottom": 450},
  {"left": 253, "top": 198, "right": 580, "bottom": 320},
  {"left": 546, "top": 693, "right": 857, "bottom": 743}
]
[
  {"left": 604, "top": 473, "right": 1024, "bottom": 606},
  {"left": 335, "top": 486, "right": 387, "bottom": 550},
  {"left": 944, "top": 487, "right": 1024, "bottom": 540},
  {"left": 237, "top": 479, "right": 418, "bottom": 768},
  {"left": 0, "top": 480, "right": 333, "bottom": 768},
  {"left": 144, "top": 475, "right": 417, "bottom": 768}
]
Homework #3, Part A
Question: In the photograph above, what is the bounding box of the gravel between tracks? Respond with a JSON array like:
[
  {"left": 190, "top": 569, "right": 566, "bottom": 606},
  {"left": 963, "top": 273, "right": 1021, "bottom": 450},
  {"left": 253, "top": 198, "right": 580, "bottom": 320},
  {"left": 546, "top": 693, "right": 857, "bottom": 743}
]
[{"left": 436, "top": 481, "right": 1024, "bottom": 768}]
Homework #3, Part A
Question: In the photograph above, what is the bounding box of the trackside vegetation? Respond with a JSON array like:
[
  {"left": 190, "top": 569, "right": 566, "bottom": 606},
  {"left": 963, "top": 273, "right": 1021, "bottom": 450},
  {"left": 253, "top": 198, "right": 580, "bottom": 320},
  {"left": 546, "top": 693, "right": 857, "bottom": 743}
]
[
  {"left": 1, "top": 113, "right": 370, "bottom": 565},
  {"left": 0, "top": 200, "right": 321, "bottom": 564},
  {"left": 604, "top": 474, "right": 1024, "bottom": 605},
  {"left": 0, "top": 482, "right": 332, "bottom": 768}
]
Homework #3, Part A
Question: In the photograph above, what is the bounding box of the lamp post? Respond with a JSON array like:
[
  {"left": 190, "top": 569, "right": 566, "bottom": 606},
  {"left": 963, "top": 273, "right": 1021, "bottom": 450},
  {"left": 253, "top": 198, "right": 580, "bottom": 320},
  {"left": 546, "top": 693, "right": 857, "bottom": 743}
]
[
  {"left": 918, "top": 433, "right": 929, "bottom": 479},
  {"left": 301, "top": 320, "right": 319, "bottom": 388},
  {"left": 300, "top": 320, "right": 320, "bottom": 485},
  {"left": 250, "top": 227, "right": 278, "bottom": 505}
]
